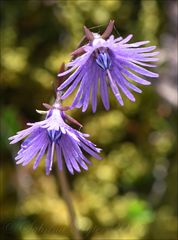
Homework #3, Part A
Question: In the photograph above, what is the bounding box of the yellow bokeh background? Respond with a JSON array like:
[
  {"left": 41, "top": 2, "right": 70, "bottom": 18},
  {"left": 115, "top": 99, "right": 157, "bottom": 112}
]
[{"left": 1, "top": 0, "right": 177, "bottom": 240}]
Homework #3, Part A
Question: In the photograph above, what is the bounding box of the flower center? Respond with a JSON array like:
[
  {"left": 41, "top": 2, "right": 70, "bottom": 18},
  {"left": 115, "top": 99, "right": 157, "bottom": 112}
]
[
  {"left": 95, "top": 52, "right": 111, "bottom": 71},
  {"left": 47, "top": 129, "right": 62, "bottom": 142}
]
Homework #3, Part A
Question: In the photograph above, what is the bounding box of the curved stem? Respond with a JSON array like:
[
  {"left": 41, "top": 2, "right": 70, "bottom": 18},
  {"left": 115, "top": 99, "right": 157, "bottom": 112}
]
[{"left": 58, "top": 168, "right": 82, "bottom": 240}]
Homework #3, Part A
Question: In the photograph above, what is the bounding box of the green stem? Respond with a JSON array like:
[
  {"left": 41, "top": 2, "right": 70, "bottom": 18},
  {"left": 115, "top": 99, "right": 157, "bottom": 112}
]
[{"left": 58, "top": 168, "right": 82, "bottom": 240}]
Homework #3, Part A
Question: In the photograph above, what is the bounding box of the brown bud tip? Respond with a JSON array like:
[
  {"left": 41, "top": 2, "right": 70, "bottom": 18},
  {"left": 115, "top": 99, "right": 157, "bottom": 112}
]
[
  {"left": 43, "top": 103, "right": 52, "bottom": 109},
  {"left": 59, "top": 106, "right": 71, "bottom": 111},
  {"left": 102, "top": 20, "right": 115, "bottom": 39},
  {"left": 71, "top": 46, "right": 86, "bottom": 56},
  {"left": 58, "top": 62, "right": 65, "bottom": 73},
  {"left": 84, "top": 26, "right": 94, "bottom": 41},
  {"left": 64, "top": 113, "right": 83, "bottom": 128}
]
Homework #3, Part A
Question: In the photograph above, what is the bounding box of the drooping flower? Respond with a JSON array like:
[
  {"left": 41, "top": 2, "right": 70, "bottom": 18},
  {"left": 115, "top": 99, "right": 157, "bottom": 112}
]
[
  {"left": 9, "top": 100, "right": 101, "bottom": 175},
  {"left": 57, "top": 20, "right": 159, "bottom": 112}
]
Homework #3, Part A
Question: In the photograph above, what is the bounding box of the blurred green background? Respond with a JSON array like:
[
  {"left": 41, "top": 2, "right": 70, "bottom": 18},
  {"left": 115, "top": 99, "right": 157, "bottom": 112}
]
[{"left": 1, "top": 0, "right": 177, "bottom": 239}]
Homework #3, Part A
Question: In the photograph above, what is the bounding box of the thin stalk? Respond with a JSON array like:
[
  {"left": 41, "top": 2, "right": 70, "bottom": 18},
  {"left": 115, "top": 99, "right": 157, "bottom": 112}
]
[{"left": 58, "top": 168, "right": 82, "bottom": 240}]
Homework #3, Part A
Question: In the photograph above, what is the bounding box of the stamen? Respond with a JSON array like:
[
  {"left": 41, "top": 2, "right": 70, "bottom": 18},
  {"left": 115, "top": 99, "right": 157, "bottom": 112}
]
[
  {"left": 48, "top": 129, "right": 62, "bottom": 142},
  {"left": 96, "top": 52, "right": 111, "bottom": 70},
  {"left": 49, "top": 142, "right": 55, "bottom": 173}
]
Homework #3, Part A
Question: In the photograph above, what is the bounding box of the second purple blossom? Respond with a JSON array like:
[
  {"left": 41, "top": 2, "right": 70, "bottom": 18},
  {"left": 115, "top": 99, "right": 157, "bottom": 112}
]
[{"left": 9, "top": 100, "right": 102, "bottom": 175}]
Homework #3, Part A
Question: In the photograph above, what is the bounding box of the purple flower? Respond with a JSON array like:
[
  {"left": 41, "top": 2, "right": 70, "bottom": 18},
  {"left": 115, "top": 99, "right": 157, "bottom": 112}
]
[
  {"left": 9, "top": 104, "right": 101, "bottom": 175},
  {"left": 57, "top": 24, "right": 159, "bottom": 112}
]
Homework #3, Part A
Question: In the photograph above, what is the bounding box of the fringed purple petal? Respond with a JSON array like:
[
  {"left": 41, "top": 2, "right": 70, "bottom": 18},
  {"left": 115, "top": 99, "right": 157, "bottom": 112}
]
[
  {"left": 59, "top": 127, "right": 101, "bottom": 174},
  {"left": 69, "top": 58, "right": 97, "bottom": 111},
  {"left": 20, "top": 128, "right": 43, "bottom": 150},
  {"left": 66, "top": 136, "right": 90, "bottom": 170},
  {"left": 120, "top": 67, "right": 151, "bottom": 85},
  {"left": 18, "top": 137, "right": 45, "bottom": 166},
  {"left": 91, "top": 68, "right": 99, "bottom": 113},
  {"left": 100, "top": 71, "right": 110, "bottom": 110},
  {"left": 60, "top": 139, "right": 74, "bottom": 174},
  {"left": 71, "top": 71, "right": 88, "bottom": 108},
  {"left": 56, "top": 143, "right": 63, "bottom": 170},
  {"left": 107, "top": 70, "right": 124, "bottom": 106},
  {"left": 45, "top": 143, "right": 52, "bottom": 175},
  {"left": 118, "top": 34, "right": 133, "bottom": 44},
  {"left": 131, "top": 59, "right": 157, "bottom": 67},
  {"left": 16, "top": 131, "right": 47, "bottom": 164},
  {"left": 121, "top": 76, "right": 142, "bottom": 93},
  {"left": 79, "top": 141, "right": 102, "bottom": 160},
  {"left": 62, "top": 136, "right": 81, "bottom": 172},
  {"left": 120, "top": 60, "right": 158, "bottom": 78},
  {"left": 82, "top": 72, "right": 93, "bottom": 112},
  {"left": 138, "top": 50, "right": 159, "bottom": 56},
  {"left": 112, "top": 68, "right": 136, "bottom": 102},
  {"left": 81, "top": 62, "right": 99, "bottom": 112},
  {"left": 122, "top": 40, "right": 150, "bottom": 48},
  {"left": 33, "top": 141, "right": 49, "bottom": 170},
  {"left": 58, "top": 66, "right": 82, "bottom": 91},
  {"left": 19, "top": 129, "right": 45, "bottom": 154},
  {"left": 57, "top": 65, "right": 77, "bottom": 77},
  {"left": 76, "top": 132, "right": 99, "bottom": 151},
  {"left": 69, "top": 137, "right": 91, "bottom": 169},
  {"left": 61, "top": 67, "right": 86, "bottom": 99},
  {"left": 114, "top": 36, "right": 123, "bottom": 42},
  {"left": 112, "top": 48, "right": 159, "bottom": 63},
  {"left": 9, "top": 125, "right": 37, "bottom": 144}
]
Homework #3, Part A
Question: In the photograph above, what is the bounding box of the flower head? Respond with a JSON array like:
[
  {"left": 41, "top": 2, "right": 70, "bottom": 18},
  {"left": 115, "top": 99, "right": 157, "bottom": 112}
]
[
  {"left": 58, "top": 21, "right": 159, "bottom": 112},
  {"left": 9, "top": 101, "right": 101, "bottom": 175}
]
